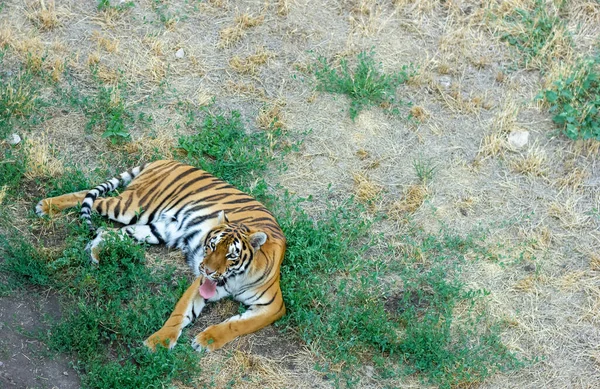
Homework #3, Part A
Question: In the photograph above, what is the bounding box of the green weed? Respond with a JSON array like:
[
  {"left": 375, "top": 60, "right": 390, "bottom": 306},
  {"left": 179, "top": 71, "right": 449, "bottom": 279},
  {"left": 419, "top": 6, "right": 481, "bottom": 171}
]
[
  {"left": 178, "top": 110, "right": 291, "bottom": 196},
  {"left": 311, "top": 50, "right": 414, "bottom": 120},
  {"left": 97, "top": 0, "right": 135, "bottom": 12},
  {"left": 540, "top": 54, "right": 600, "bottom": 140},
  {"left": 413, "top": 156, "right": 436, "bottom": 184},
  {"left": 501, "top": 0, "right": 571, "bottom": 69}
]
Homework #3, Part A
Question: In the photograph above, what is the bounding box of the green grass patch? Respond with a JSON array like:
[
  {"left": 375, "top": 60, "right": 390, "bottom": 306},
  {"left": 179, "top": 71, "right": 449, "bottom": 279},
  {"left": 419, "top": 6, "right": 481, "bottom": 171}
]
[
  {"left": 310, "top": 50, "right": 414, "bottom": 120},
  {"left": 500, "top": 0, "right": 571, "bottom": 69},
  {"left": 540, "top": 53, "right": 600, "bottom": 140},
  {"left": 178, "top": 109, "right": 293, "bottom": 196},
  {"left": 0, "top": 56, "right": 45, "bottom": 140},
  {"left": 0, "top": 226, "right": 202, "bottom": 389}
]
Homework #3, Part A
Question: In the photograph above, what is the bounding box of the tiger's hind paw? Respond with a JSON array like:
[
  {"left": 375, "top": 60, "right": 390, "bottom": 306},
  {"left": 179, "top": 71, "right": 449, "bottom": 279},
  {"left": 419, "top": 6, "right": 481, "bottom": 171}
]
[{"left": 84, "top": 228, "right": 106, "bottom": 264}]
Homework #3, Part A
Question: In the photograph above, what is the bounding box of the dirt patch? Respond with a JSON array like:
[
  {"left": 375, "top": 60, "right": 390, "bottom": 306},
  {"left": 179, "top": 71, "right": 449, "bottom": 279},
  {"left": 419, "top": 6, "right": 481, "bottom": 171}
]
[{"left": 0, "top": 290, "right": 80, "bottom": 389}]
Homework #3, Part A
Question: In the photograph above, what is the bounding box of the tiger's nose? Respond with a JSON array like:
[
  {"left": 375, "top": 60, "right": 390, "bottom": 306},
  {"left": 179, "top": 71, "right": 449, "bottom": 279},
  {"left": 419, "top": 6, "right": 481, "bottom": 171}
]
[{"left": 204, "top": 268, "right": 216, "bottom": 276}]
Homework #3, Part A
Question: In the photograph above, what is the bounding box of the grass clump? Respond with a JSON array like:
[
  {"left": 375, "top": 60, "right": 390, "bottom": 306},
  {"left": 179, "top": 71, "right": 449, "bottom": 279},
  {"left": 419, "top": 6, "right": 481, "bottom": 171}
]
[
  {"left": 311, "top": 50, "right": 414, "bottom": 120},
  {"left": 0, "top": 60, "right": 43, "bottom": 140},
  {"left": 393, "top": 229, "right": 524, "bottom": 388},
  {"left": 278, "top": 198, "right": 523, "bottom": 387},
  {"left": 500, "top": 0, "right": 572, "bottom": 69},
  {"left": 178, "top": 110, "right": 290, "bottom": 195},
  {"left": 0, "top": 226, "right": 202, "bottom": 389},
  {"left": 413, "top": 156, "right": 436, "bottom": 184},
  {"left": 540, "top": 54, "right": 600, "bottom": 140}
]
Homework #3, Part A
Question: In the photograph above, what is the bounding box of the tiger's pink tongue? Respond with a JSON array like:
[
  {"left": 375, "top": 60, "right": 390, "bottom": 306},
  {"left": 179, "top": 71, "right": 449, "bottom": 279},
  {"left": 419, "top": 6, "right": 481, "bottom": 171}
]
[{"left": 199, "top": 278, "right": 217, "bottom": 299}]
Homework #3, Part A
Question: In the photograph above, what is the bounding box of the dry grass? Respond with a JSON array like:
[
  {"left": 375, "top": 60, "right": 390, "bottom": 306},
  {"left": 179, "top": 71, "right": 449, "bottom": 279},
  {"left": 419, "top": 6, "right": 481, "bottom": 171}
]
[
  {"left": 225, "top": 80, "right": 267, "bottom": 99},
  {"left": 92, "top": 31, "right": 119, "bottom": 54},
  {"left": 409, "top": 105, "right": 429, "bottom": 121},
  {"left": 510, "top": 145, "right": 547, "bottom": 177},
  {"left": 0, "top": 186, "right": 7, "bottom": 206},
  {"left": 352, "top": 172, "right": 383, "bottom": 206},
  {"left": 122, "top": 133, "right": 175, "bottom": 161},
  {"left": 219, "top": 14, "right": 264, "bottom": 48},
  {"left": 389, "top": 184, "right": 428, "bottom": 217},
  {"left": 25, "top": 0, "right": 61, "bottom": 31},
  {"left": 257, "top": 104, "right": 285, "bottom": 130},
  {"left": 548, "top": 195, "right": 592, "bottom": 229},
  {"left": 24, "top": 135, "right": 64, "bottom": 179},
  {"left": 229, "top": 49, "right": 272, "bottom": 74}
]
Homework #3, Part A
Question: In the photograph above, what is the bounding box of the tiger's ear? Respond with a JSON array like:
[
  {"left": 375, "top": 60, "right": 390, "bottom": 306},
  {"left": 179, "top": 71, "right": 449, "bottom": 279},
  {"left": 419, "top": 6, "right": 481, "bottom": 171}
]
[
  {"left": 248, "top": 231, "right": 267, "bottom": 251},
  {"left": 217, "top": 210, "right": 229, "bottom": 225}
]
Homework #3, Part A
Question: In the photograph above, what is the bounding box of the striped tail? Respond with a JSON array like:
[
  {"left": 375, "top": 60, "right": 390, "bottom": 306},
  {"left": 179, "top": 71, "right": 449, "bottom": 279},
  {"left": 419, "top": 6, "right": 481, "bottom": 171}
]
[{"left": 80, "top": 163, "right": 148, "bottom": 231}]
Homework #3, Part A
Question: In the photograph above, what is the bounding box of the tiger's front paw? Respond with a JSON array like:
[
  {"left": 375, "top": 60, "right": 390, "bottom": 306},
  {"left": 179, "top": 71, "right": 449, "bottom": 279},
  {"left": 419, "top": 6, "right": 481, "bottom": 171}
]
[
  {"left": 191, "top": 326, "right": 226, "bottom": 352},
  {"left": 144, "top": 328, "right": 180, "bottom": 351},
  {"left": 36, "top": 199, "right": 52, "bottom": 217}
]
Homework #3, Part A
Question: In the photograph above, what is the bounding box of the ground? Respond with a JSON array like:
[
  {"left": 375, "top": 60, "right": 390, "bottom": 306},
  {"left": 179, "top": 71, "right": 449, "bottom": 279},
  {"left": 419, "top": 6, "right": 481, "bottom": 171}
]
[{"left": 1, "top": 0, "right": 600, "bottom": 388}]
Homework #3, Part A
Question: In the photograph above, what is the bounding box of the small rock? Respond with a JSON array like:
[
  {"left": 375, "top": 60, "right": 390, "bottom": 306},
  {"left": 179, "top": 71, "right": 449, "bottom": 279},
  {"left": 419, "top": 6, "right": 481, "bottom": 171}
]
[
  {"left": 175, "top": 48, "right": 185, "bottom": 59},
  {"left": 7, "top": 133, "right": 21, "bottom": 145},
  {"left": 438, "top": 76, "right": 451, "bottom": 89},
  {"left": 63, "top": 371, "right": 68, "bottom": 376},
  {"left": 508, "top": 130, "right": 529, "bottom": 149},
  {"left": 0, "top": 361, "right": 4, "bottom": 367}
]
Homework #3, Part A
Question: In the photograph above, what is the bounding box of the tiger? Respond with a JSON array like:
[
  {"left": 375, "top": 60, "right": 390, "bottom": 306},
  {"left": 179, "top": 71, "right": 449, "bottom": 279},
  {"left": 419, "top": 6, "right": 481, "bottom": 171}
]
[{"left": 35, "top": 160, "right": 286, "bottom": 352}]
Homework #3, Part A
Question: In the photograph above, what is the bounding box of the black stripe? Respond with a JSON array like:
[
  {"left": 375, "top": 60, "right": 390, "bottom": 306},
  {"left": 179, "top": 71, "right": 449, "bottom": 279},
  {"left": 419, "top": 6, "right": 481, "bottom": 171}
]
[
  {"left": 223, "top": 196, "right": 256, "bottom": 205},
  {"left": 149, "top": 223, "right": 165, "bottom": 244},
  {"left": 254, "top": 293, "right": 276, "bottom": 307}
]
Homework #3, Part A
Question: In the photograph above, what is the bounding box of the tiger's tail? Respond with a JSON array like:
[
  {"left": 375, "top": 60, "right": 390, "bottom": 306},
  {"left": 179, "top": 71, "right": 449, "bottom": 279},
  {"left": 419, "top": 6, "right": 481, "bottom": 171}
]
[{"left": 80, "top": 163, "right": 149, "bottom": 231}]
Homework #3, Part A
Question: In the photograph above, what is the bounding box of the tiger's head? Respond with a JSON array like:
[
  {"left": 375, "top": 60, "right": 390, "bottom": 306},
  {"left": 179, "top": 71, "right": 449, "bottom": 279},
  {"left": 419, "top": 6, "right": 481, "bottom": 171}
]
[{"left": 197, "top": 211, "right": 267, "bottom": 298}]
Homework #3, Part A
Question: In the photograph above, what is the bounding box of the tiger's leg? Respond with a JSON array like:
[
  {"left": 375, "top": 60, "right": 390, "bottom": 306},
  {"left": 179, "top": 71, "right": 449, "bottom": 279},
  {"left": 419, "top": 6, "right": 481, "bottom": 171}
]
[
  {"left": 145, "top": 277, "right": 206, "bottom": 350},
  {"left": 36, "top": 191, "right": 89, "bottom": 216},
  {"left": 191, "top": 285, "right": 285, "bottom": 351}
]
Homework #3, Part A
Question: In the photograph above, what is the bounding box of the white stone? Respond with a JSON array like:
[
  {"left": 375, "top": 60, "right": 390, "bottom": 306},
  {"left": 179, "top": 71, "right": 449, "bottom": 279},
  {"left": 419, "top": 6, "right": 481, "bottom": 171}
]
[
  {"left": 508, "top": 130, "right": 529, "bottom": 149},
  {"left": 175, "top": 48, "right": 185, "bottom": 59},
  {"left": 8, "top": 133, "right": 21, "bottom": 145}
]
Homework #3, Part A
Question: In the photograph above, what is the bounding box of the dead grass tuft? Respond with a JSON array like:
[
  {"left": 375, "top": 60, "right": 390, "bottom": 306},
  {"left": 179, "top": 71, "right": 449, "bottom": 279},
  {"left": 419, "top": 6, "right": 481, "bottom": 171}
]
[
  {"left": 478, "top": 132, "right": 506, "bottom": 160},
  {"left": 25, "top": 135, "right": 64, "bottom": 179},
  {"left": 0, "top": 186, "right": 7, "bottom": 206},
  {"left": 555, "top": 165, "right": 588, "bottom": 191},
  {"left": 195, "top": 89, "right": 214, "bottom": 107},
  {"left": 87, "top": 52, "right": 101, "bottom": 67},
  {"left": 122, "top": 133, "right": 175, "bottom": 160},
  {"left": 95, "top": 64, "right": 121, "bottom": 85},
  {"left": 409, "top": 105, "right": 429, "bottom": 121},
  {"left": 26, "top": 0, "right": 61, "bottom": 31},
  {"left": 548, "top": 195, "right": 591, "bottom": 229},
  {"left": 0, "top": 24, "right": 14, "bottom": 48},
  {"left": 353, "top": 172, "right": 383, "bottom": 205},
  {"left": 277, "top": 0, "right": 290, "bottom": 16},
  {"left": 229, "top": 49, "right": 272, "bottom": 74},
  {"left": 389, "top": 184, "right": 428, "bottom": 217},
  {"left": 49, "top": 57, "right": 64, "bottom": 82},
  {"left": 225, "top": 80, "right": 267, "bottom": 99},
  {"left": 92, "top": 31, "right": 119, "bottom": 53},
  {"left": 590, "top": 253, "right": 600, "bottom": 271},
  {"left": 510, "top": 145, "right": 547, "bottom": 177},
  {"left": 513, "top": 274, "right": 544, "bottom": 292},
  {"left": 257, "top": 104, "right": 285, "bottom": 130},
  {"left": 143, "top": 34, "right": 164, "bottom": 56},
  {"left": 219, "top": 14, "right": 264, "bottom": 47}
]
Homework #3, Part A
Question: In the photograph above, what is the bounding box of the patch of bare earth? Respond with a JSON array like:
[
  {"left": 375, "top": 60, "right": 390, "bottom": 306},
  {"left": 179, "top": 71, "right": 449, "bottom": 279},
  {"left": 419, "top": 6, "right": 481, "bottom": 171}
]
[{"left": 2, "top": 0, "right": 600, "bottom": 387}]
